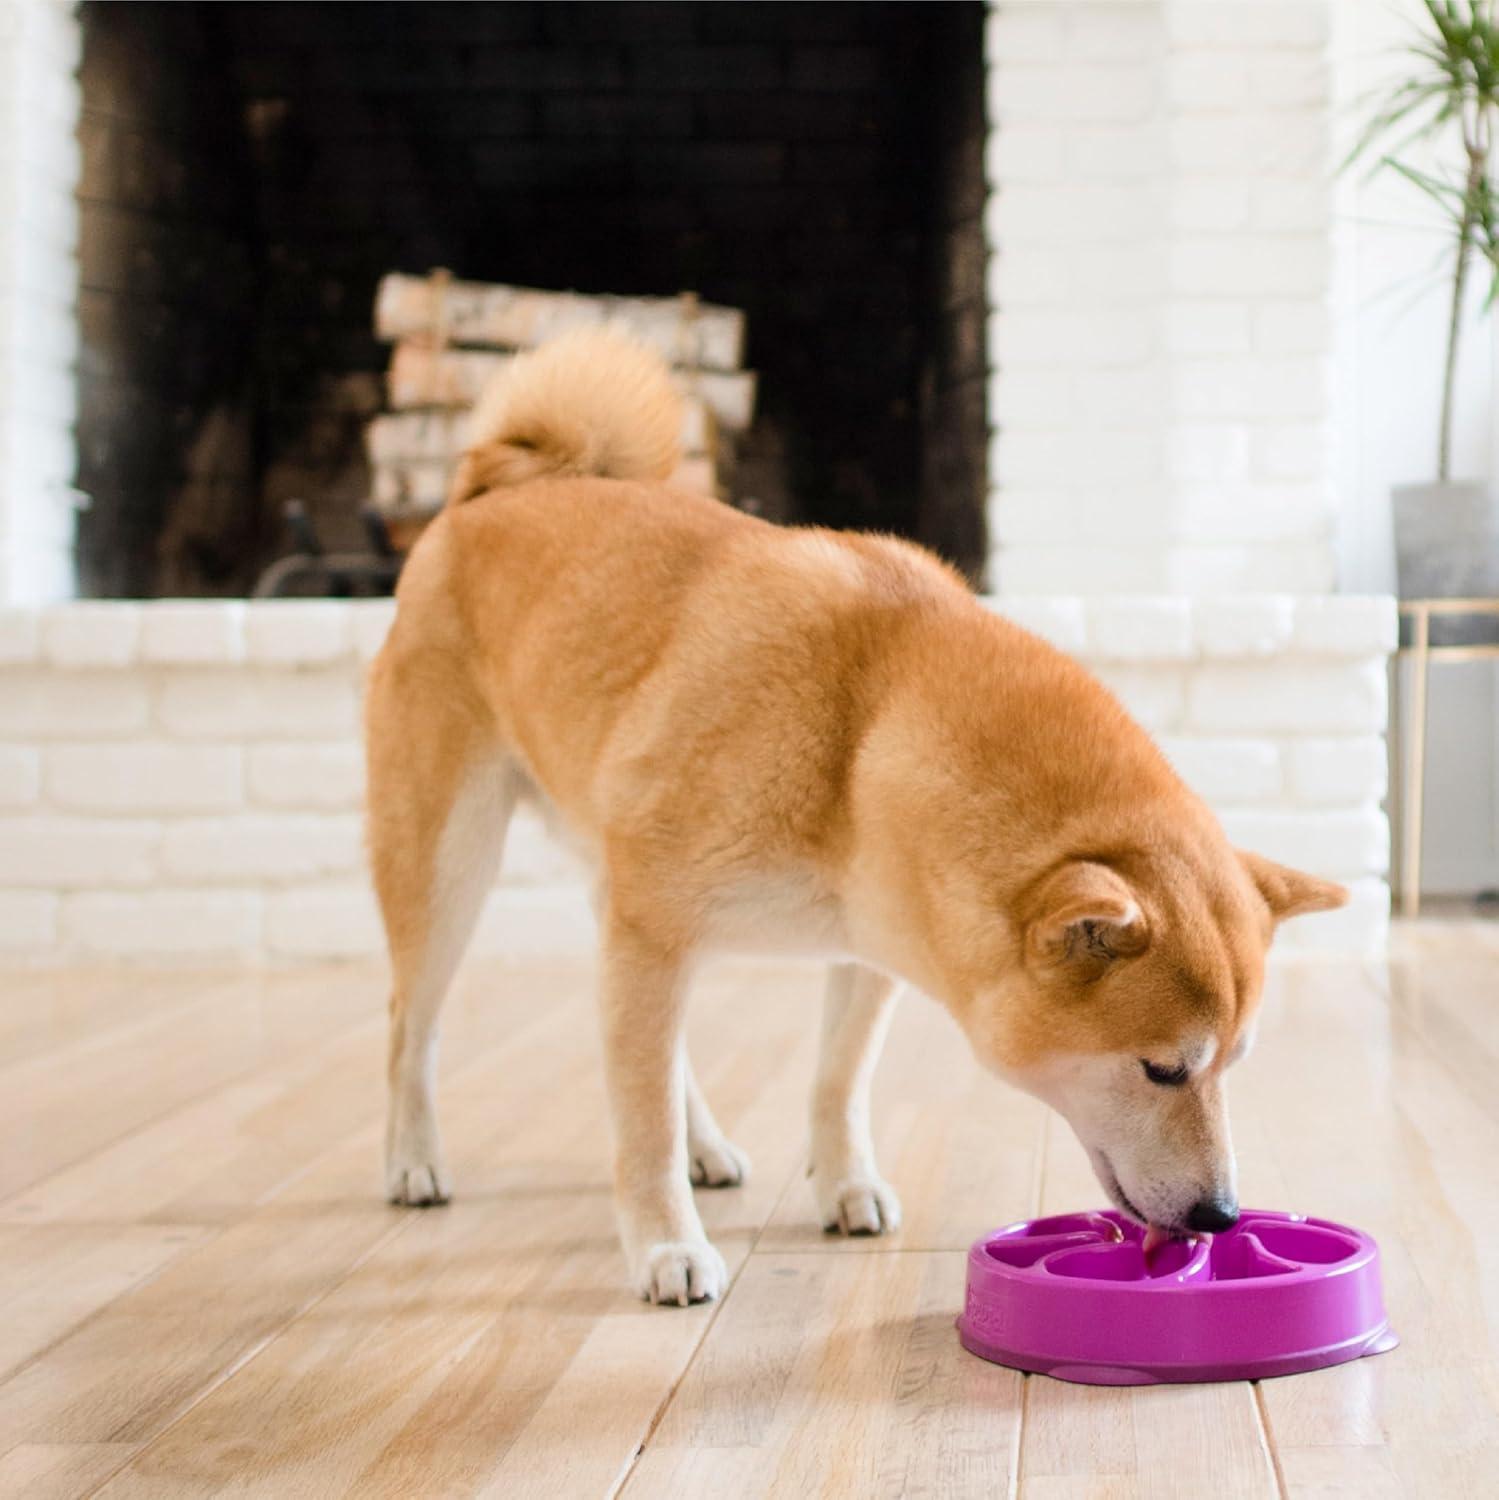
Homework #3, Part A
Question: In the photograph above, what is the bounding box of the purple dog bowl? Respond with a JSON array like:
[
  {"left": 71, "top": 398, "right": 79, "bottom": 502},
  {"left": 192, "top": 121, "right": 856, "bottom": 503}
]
[{"left": 957, "top": 1208, "right": 1397, "bottom": 1386}]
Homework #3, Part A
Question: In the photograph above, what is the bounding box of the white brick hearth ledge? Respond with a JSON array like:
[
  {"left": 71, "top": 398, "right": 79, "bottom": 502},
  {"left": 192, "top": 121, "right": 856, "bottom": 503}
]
[{"left": 0, "top": 596, "right": 1394, "bottom": 961}]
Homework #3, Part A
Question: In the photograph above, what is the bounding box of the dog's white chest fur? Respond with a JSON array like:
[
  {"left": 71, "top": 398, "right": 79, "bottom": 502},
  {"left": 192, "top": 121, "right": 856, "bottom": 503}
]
[{"left": 701, "top": 871, "right": 850, "bottom": 959}]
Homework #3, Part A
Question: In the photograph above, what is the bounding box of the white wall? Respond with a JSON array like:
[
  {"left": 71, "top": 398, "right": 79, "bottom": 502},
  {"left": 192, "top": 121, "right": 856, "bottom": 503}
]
[
  {"left": 985, "top": 0, "right": 1338, "bottom": 595},
  {"left": 1331, "top": 0, "right": 1499, "bottom": 894},
  {"left": 0, "top": 0, "right": 81, "bottom": 604},
  {"left": 1331, "top": 0, "right": 1495, "bottom": 590}
]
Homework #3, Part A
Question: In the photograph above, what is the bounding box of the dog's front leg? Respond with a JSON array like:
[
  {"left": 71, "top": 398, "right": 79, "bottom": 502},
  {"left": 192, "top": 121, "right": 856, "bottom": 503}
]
[
  {"left": 810, "top": 963, "right": 902, "bottom": 1235},
  {"left": 600, "top": 915, "right": 726, "bottom": 1305}
]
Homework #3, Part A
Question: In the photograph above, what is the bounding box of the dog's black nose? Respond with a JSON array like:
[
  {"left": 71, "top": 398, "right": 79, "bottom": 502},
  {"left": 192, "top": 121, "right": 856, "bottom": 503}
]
[{"left": 1186, "top": 1197, "right": 1239, "bottom": 1233}]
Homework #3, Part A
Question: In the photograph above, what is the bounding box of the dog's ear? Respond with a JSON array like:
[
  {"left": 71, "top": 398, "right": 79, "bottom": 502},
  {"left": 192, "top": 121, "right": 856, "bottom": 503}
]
[
  {"left": 1024, "top": 861, "right": 1149, "bottom": 977},
  {"left": 1238, "top": 850, "right": 1348, "bottom": 922}
]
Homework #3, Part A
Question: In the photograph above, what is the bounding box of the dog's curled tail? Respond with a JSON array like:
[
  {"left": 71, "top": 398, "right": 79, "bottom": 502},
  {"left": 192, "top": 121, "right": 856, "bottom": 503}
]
[{"left": 447, "top": 327, "right": 683, "bottom": 504}]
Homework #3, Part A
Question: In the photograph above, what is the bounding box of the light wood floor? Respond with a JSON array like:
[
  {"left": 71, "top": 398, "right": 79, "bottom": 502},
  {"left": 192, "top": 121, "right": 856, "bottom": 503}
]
[{"left": 1, "top": 922, "right": 1497, "bottom": 1497}]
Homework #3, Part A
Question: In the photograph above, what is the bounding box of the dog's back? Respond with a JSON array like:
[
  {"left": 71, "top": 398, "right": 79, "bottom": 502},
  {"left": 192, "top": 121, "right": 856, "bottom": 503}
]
[{"left": 382, "top": 329, "right": 967, "bottom": 857}]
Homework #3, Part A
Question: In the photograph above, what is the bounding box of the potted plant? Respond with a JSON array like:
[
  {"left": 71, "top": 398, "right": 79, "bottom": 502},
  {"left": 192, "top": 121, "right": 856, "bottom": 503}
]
[{"left": 1352, "top": 0, "right": 1499, "bottom": 603}]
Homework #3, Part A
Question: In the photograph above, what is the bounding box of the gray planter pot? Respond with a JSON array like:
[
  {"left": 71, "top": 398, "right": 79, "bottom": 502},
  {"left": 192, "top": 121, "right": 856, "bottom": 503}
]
[{"left": 1392, "top": 480, "right": 1499, "bottom": 644}]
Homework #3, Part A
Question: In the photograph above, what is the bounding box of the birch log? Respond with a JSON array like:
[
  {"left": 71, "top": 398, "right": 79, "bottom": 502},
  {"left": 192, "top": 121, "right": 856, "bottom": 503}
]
[
  {"left": 366, "top": 399, "right": 714, "bottom": 468},
  {"left": 374, "top": 274, "right": 746, "bottom": 372},
  {"left": 371, "top": 454, "right": 718, "bottom": 513},
  {"left": 387, "top": 343, "right": 756, "bottom": 431}
]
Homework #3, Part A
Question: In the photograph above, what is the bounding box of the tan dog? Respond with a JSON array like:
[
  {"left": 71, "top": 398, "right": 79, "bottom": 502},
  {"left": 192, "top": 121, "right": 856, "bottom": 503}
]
[{"left": 365, "top": 329, "right": 1346, "bottom": 1305}]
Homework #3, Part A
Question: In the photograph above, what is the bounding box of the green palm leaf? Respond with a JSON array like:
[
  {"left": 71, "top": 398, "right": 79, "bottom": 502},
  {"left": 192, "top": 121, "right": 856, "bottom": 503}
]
[{"left": 1348, "top": 0, "right": 1499, "bottom": 478}]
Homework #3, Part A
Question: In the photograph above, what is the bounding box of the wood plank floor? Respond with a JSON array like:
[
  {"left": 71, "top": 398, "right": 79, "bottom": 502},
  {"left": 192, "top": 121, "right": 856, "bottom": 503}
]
[{"left": 1, "top": 922, "right": 1496, "bottom": 1497}]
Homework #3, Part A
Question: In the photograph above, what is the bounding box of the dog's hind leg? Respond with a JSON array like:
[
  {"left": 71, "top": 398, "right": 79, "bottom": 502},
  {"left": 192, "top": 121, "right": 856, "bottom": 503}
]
[
  {"left": 685, "top": 1056, "right": 750, "bottom": 1188},
  {"left": 368, "top": 656, "right": 516, "bottom": 1208},
  {"left": 810, "top": 963, "right": 902, "bottom": 1235}
]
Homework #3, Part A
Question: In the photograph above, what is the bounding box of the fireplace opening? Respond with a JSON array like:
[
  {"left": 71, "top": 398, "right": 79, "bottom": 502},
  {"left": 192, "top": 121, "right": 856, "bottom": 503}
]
[{"left": 76, "top": 1, "right": 987, "bottom": 598}]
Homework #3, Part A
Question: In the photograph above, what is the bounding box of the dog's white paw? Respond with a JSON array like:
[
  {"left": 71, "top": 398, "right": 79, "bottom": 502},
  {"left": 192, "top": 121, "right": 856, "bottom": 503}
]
[
  {"left": 817, "top": 1174, "right": 902, "bottom": 1236},
  {"left": 386, "top": 1158, "right": 451, "bottom": 1208},
  {"left": 634, "top": 1239, "right": 728, "bottom": 1306},
  {"left": 690, "top": 1136, "right": 751, "bottom": 1188}
]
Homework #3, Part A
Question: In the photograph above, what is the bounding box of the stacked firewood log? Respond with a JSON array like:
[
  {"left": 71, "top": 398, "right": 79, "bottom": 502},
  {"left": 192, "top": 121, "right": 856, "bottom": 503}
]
[{"left": 366, "top": 270, "right": 755, "bottom": 544}]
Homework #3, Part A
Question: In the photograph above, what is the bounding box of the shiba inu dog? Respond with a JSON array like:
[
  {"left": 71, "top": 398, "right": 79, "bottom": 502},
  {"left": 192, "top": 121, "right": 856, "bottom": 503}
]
[{"left": 365, "top": 329, "right": 1345, "bottom": 1305}]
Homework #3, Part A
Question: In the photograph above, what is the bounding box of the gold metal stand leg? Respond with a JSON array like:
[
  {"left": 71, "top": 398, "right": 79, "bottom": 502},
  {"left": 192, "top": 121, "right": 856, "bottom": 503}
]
[{"left": 1401, "top": 606, "right": 1431, "bottom": 918}]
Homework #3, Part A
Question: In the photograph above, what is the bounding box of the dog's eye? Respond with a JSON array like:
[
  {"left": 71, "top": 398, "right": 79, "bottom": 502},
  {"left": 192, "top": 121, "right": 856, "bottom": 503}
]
[{"left": 1141, "top": 1059, "right": 1189, "bottom": 1087}]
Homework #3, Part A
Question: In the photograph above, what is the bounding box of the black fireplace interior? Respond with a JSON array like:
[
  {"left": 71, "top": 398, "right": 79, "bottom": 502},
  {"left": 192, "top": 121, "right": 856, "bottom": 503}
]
[{"left": 76, "top": 1, "right": 987, "bottom": 597}]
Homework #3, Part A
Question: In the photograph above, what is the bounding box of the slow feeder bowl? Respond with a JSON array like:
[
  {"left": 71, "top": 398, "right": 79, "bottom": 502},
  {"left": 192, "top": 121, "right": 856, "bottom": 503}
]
[{"left": 957, "top": 1208, "right": 1397, "bottom": 1386}]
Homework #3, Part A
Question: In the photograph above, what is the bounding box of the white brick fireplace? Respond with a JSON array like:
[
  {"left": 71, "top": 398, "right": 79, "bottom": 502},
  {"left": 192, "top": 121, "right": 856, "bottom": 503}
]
[{"left": 0, "top": 0, "right": 1395, "bottom": 962}]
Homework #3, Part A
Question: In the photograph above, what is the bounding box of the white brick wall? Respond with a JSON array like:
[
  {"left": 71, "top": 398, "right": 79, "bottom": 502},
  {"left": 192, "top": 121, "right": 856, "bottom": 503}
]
[
  {"left": 0, "top": 0, "right": 81, "bottom": 603},
  {"left": 0, "top": 889, "right": 57, "bottom": 950},
  {"left": 139, "top": 602, "right": 246, "bottom": 664},
  {"left": 985, "top": 0, "right": 1335, "bottom": 595},
  {"left": 46, "top": 744, "right": 244, "bottom": 813},
  {"left": 62, "top": 890, "right": 263, "bottom": 958},
  {"left": 157, "top": 670, "right": 358, "bottom": 740},
  {"left": 247, "top": 743, "right": 365, "bottom": 809},
  {"left": 0, "top": 598, "right": 1392, "bottom": 962}
]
